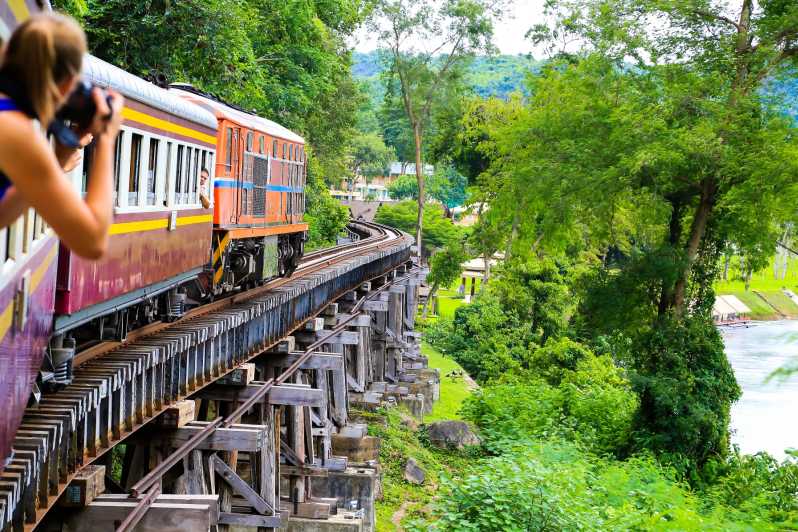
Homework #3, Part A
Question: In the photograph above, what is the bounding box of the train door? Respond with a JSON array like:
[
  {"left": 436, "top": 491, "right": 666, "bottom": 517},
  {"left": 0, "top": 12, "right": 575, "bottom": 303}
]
[{"left": 232, "top": 127, "right": 242, "bottom": 224}]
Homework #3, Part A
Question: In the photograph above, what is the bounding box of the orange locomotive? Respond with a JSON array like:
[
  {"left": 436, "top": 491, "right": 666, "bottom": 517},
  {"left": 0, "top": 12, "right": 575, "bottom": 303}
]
[{"left": 171, "top": 84, "right": 308, "bottom": 294}]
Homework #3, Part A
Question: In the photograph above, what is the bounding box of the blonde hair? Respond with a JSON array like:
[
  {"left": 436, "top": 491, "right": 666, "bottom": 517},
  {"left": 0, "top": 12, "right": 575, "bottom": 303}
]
[{"left": 2, "top": 13, "right": 86, "bottom": 124}]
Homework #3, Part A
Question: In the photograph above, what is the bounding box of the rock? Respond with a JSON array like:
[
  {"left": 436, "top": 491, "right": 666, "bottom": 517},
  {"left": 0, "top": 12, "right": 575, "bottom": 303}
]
[
  {"left": 426, "top": 420, "right": 481, "bottom": 450},
  {"left": 399, "top": 412, "right": 419, "bottom": 432},
  {"left": 403, "top": 458, "right": 425, "bottom": 485}
]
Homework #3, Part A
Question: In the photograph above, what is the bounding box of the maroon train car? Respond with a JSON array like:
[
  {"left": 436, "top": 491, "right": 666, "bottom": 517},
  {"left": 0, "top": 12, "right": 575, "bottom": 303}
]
[{"left": 0, "top": 0, "right": 56, "bottom": 473}]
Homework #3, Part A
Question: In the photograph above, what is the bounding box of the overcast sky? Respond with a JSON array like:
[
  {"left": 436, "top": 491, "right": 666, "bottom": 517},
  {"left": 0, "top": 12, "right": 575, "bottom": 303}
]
[{"left": 353, "top": 0, "right": 549, "bottom": 56}]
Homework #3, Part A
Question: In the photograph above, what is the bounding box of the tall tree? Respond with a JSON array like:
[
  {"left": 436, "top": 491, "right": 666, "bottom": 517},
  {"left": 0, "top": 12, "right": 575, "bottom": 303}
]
[
  {"left": 369, "top": 0, "right": 504, "bottom": 255},
  {"left": 531, "top": 0, "right": 798, "bottom": 315}
]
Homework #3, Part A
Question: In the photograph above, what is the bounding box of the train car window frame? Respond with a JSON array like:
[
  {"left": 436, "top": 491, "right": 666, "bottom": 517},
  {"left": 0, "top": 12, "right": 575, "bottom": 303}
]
[
  {"left": 246, "top": 131, "right": 253, "bottom": 153},
  {"left": 273, "top": 140, "right": 278, "bottom": 158},
  {"left": 225, "top": 127, "right": 233, "bottom": 171},
  {"left": 146, "top": 138, "right": 159, "bottom": 206},
  {"left": 176, "top": 144, "right": 185, "bottom": 205},
  {"left": 113, "top": 132, "right": 123, "bottom": 206},
  {"left": 192, "top": 148, "right": 200, "bottom": 201},
  {"left": 165, "top": 141, "right": 174, "bottom": 207},
  {"left": 282, "top": 143, "right": 286, "bottom": 160},
  {"left": 81, "top": 140, "right": 96, "bottom": 195},
  {"left": 183, "top": 146, "right": 193, "bottom": 204},
  {"left": 128, "top": 133, "right": 143, "bottom": 206},
  {"left": 259, "top": 136, "right": 264, "bottom": 154}
]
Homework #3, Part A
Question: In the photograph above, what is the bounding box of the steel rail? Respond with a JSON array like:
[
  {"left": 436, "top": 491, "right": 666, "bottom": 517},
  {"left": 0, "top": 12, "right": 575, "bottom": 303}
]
[{"left": 114, "top": 256, "right": 411, "bottom": 531}]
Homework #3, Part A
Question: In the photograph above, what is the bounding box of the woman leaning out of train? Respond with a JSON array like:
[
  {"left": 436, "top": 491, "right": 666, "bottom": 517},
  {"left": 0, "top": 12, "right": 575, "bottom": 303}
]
[{"left": 0, "top": 12, "right": 124, "bottom": 259}]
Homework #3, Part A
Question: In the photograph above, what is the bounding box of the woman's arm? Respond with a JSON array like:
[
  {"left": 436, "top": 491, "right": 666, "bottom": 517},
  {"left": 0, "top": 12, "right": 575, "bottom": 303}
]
[
  {"left": 0, "top": 91, "right": 123, "bottom": 259},
  {"left": 0, "top": 187, "right": 29, "bottom": 227}
]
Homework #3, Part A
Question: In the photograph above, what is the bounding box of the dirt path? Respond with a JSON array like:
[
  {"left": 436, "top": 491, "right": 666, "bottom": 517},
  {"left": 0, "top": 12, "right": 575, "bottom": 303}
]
[{"left": 391, "top": 501, "right": 412, "bottom": 530}]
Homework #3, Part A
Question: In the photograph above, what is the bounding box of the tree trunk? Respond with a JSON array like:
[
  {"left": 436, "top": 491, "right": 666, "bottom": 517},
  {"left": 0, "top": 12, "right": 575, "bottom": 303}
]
[
  {"left": 421, "top": 282, "right": 439, "bottom": 319},
  {"left": 506, "top": 208, "right": 520, "bottom": 260},
  {"left": 482, "top": 252, "right": 490, "bottom": 289},
  {"left": 723, "top": 253, "right": 731, "bottom": 281},
  {"left": 658, "top": 200, "right": 684, "bottom": 316},
  {"left": 673, "top": 182, "right": 715, "bottom": 313},
  {"left": 413, "top": 122, "right": 425, "bottom": 259}
]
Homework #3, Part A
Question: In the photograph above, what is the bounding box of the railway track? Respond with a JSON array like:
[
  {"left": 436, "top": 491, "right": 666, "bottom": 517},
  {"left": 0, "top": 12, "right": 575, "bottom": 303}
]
[{"left": 0, "top": 221, "right": 414, "bottom": 531}]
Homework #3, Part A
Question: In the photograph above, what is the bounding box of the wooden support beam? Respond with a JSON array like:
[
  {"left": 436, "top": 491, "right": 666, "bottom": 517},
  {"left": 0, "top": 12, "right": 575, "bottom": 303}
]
[
  {"left": 281, "top": 465, "right": 329, "bottom": 478},
  {"left": 196, "top": 383, "right": 324, "bottom": 407},
  {"left": 218, "top": 512, "right": 282, "bottom": 528},
  {"left": 64, "top": 502, "right": 215, "bottom": 532},
  {"left": 211, "top": 454, "right": 274, "bottom": 515},
  {"left": 264, "top": 352, "right": 343, "bottom": 371},
  {"left": 139, "top": 422, "right": 267, "bottom": 452}
]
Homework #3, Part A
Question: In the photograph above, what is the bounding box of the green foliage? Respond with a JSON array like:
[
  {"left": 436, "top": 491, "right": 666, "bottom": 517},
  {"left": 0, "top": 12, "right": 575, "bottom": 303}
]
[
  {"left": 630, "top": 314, "right": 742, "bottom": 477},
  {"left": 304, "top": 155, "right": 349, "bottom": 250},
  {"left": 427, "top": 165, "right": 467, "bottom": 210},
  {"left": 427, "top": 240, "right": 468, "bottom": 291},
  {"left": 64, "top": 0, "right": 369, "bottom": 187},
  {"left": 387, "top": 174, "right": 418, "bottom": 200},
  {"left": 419, "top": 439, "right": 789, "bottom": 531},
  {"left": 348, "top": 132, "right": 394, "bottom": 180},
  {"left": 490, "top": 258, "right": 572, "bottom": 344},
  {"left": 374, "top": 201, "right": 462, "bottom": 252}
]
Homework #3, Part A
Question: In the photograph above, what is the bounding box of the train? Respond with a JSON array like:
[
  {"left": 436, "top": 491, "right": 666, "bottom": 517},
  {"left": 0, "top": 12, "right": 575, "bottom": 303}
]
[{"left": 0, "top": 3, "right": 308, "bottom": 471}]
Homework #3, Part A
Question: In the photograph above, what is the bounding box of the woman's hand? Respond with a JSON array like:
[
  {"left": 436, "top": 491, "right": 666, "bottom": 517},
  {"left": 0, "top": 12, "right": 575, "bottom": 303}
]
[{"left": 54, "top": 131, "right": 93, "bottom": 171}]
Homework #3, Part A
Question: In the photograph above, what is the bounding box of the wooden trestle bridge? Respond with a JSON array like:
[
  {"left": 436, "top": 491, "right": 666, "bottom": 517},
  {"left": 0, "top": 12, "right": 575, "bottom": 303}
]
[{"left": 0, "top": 222, "right": 433, "bottom": 532}]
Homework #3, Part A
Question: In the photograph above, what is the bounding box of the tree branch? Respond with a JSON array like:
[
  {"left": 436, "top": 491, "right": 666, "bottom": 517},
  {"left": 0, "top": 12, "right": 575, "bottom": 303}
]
[{"left": 691, "top": 9, "right": 740, "bottom": 31}]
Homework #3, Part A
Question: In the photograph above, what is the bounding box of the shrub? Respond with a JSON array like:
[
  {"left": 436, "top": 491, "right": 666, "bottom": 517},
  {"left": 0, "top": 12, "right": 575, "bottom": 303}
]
[{"left": 630, "top": 313, "right": 741, "bottom": 478}]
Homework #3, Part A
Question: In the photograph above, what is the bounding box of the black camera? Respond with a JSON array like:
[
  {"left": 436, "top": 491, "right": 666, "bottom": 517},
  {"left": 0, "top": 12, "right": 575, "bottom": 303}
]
[{"left": 48, "top": 80, "right": 113, "bottom": 148}]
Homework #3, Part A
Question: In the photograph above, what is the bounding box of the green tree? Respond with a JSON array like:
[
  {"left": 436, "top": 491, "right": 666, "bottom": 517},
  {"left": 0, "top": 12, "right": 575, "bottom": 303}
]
[
  {"left": 369, "top": 0, "right": 504, "bottom": 256},
  {"left": 347, "top": 133, "right": 394, "bottom": 189},
  {"left": 427, "top": 165, "right": 467, "bottom": 216},
  {"left": 374, "top": 200, "right": 462, "bottom": 253},
  {"left": 387, "top": 174, "right": 418, "bottom": 200},
  {"left": 422, "top": 239, "right": 468, "bottom": 318}
]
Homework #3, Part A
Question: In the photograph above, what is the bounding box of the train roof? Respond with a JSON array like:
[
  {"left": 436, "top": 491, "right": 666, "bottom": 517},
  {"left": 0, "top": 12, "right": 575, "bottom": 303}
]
[
  {"left": 83, "top": 56, "right": 218, "bottom": 131},
  {"left": 170, "top": 85, "right": 305, "bottom": 145}
]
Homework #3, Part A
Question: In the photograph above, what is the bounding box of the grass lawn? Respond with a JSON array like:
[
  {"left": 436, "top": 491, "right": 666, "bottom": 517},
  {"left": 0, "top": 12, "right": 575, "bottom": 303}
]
[
  {"left": 422, "top": 342, "right": 474, "bottom": 422},
  {"left": 725, "top": 291, "right": 776, "bottom": 320},
  {"left": 756, "top": 291, "right": 798, "bottom": 317},
  {"left": 715, "top": 278, "right": 798, "bottom": 293}
]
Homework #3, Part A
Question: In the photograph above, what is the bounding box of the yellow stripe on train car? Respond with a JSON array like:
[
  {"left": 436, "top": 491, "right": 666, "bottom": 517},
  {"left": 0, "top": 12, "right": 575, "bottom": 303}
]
[
  {"left": 0, "top": 241, "right": 57, "bottom": 344},
  {"left": 109, "top": 214, "right": 212, "bottom": 235},
  {"left": 212, "top": 233, "right": 230, "bottom": 266},
  {"left": 122, "top": 107, "right": 217, "bottom": 145},
  {"left": 8, "top": 0, "right": 29, "bottom": 22}
]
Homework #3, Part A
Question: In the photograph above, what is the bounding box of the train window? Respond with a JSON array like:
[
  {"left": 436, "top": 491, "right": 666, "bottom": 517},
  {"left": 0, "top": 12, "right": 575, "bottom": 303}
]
[
  {"left": 81, "top": 140, "right": 96, "bottom": 194},
  {"left": 176, "top": 145, "right": 185, "bottom": 204},
  {"left": 183, "top": 147, "right": 193, "bottom": 203},
  {"left": 272, "top": 140, "right": 278, "bottom": 158},
  {"left": 225, "top": 128, "right": 233, "bottom": 169},
  {"left": 246, "top": 132, "right": 253, "bottom": 152},
  {"left": 192, "top": 148, "right": 200, "bottom": 201},
  {"left": 147, "top": 139, "right": 159, "bottom": 205},
  {"left": 128, "top": 133, "right": 142, "bottom": 206},
  {"left": 259, "top": 136, "right": 264, "bottom": 154},
  {"left": 113, "top": 133, "right": 123, "bottom": 205},
  {"left": 282, "top": 143, "right": 286, "bottom": 160},
  {"left": 165, "top": 142, "right": 173, "bottom": 206}
]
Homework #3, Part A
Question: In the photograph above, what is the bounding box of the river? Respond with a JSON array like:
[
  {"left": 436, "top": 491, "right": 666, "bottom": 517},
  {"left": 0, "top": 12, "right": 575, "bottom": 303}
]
[{"left": 724, "top": 320, "right": 798, "bottom": 458}]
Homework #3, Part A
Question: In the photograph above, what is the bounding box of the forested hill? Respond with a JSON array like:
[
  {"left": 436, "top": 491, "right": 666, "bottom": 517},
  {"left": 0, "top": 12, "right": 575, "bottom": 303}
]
[{"left": 353, "top": 50, "right": 541, "bottom": 99}]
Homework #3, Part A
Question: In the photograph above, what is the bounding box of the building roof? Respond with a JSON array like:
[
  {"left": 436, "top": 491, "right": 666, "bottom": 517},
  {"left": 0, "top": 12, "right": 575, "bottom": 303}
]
[{"left": 390, "top": 162, "right": 434, "bottom": 176}]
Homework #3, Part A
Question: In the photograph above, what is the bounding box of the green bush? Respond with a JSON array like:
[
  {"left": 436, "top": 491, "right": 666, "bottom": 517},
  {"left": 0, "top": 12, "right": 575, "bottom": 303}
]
[
  {"left": 417, "top": 439, "right": 781, "bottom": 531},
  {"left": 461, "top": 346, "right": 638, "bottom": 456},
  {"left": 631, "top": 313, "right": 741, "bottom": 478}
]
